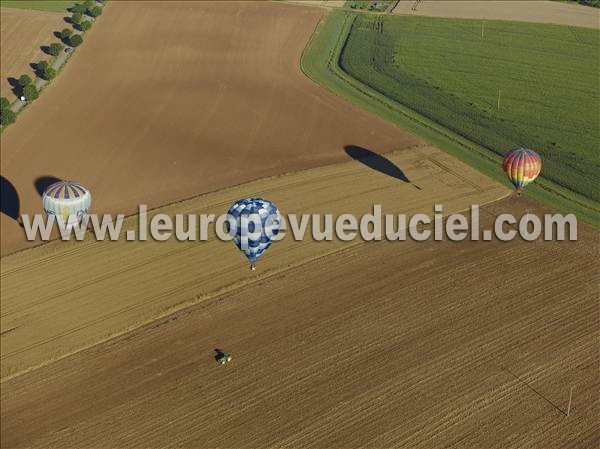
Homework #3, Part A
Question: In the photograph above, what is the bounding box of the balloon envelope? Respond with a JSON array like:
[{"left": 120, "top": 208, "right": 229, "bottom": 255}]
[
  {"left": 502, "top": 147, "right": 542, "bottom": 192},
  {"left": 42, "top": 180, "right": 91, "bottom": 229},
  {"left": 227, "top": 197, "right": 281, "bottom": 265}
]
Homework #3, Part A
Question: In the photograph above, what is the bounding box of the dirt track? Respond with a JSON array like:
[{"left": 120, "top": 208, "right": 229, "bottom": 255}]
[
  {"left": 0, "top": 7, "right": 65, "bottom": 98},
  {"left": 393, "top": 0, "right": 600, "bottom": 29},
  {"left": 0, "top": 0, "right": 420, "bottom": 255},
  {"left": 2, "top": 196, "right": 598, "bottom": 449}
]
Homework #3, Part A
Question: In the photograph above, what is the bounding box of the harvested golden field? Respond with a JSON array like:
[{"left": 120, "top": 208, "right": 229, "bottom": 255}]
[
  {"left": 0, "top": 0, "right": 420, "bottom": 255},
  {"left": 393, "top": 0, "right": 600, "bottom": 29},
  {"left": 2, "top": 195, "right": 598, "bottom": 448},
  {"left": 0, "top": 7, "right": 64, "bottom": 98},
  {"left": 0, "top": 145, "right": 509, "bottom": 379}
]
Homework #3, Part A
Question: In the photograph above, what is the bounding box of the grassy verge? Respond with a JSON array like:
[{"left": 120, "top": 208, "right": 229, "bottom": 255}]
[
  {"left": 301, "top": 10, "right": 599, "bottom": 226},
  {"left": 0, "top": 1, "right": 78, "bottom": 12}
]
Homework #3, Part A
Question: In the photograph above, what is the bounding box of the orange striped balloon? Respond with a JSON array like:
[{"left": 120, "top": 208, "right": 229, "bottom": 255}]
[{"left": 502, "top": 147, "right": 542, "bottom": 193}]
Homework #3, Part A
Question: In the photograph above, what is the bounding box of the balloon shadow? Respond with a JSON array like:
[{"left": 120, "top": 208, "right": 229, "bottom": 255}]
[
  {"left": 345, "top": 145, "right": 421, "bottom": 189},
  {"left": 1, "top": 176, "right": 20, "bottom": 221},
  {"left": 34, "top": 176, "right": 61, "bottom": 197}
]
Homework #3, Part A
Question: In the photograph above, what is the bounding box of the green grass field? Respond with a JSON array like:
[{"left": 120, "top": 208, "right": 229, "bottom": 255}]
[
  {"left": 302, "top": 11, "right": 599, "bottom": 225},
  {"left": 0, "top": 1, "right": 76, "bottom": 12}
]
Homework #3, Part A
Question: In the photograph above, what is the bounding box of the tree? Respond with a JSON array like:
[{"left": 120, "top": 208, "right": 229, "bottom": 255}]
[
  {"left": 23, "top": 84, "right": 39, "bottom": 101},
  {"left": 36, "top": 60, "right": 49, "bottom": 75},
  {"left": 71, "top": 3, "right": 87, "bottom": 14},
  {"left": 48, "top": 43, "right": 64, "bottom": 57},
  {"left": 88, "top": 6, "right": 102, "bottom": 17},
  {"left": 18, "top": 74, "right": 32, "bottom": 87},
  {"left": 70, "top": 34, "right": 84, "bottom": 47},
  {"left": 61, "top": 28, "right": 73, "bottom": 40},
  {"left": 71, "top": 12, "right": 82, "bottom": 24},
  {"left": 43, "top": 67, "right": 57, "bottom": 81},
  {"left": 80, "top": 20, "right": 92, "bottom": 32},
  {"left": 0, "top": 97, "right": 10, "bottom": 111},
  {"left": 1, "top": 108, "right": 16, "bottom": 126}
]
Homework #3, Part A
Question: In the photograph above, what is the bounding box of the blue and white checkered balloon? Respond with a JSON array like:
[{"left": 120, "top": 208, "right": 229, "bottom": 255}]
[{"left": 227, "top": 197, "right": 281, "bottom": 269}]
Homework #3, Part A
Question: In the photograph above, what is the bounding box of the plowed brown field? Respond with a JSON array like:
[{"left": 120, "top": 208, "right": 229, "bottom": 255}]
[
  {"left": 2, "top": 196, "right": 598, "bottom": 449},
  {"left": 0, "top": 7, "right": 66, "bottom": 99},
  {"left": 0, "top": 0, "right": 420, "bottom": 255}
]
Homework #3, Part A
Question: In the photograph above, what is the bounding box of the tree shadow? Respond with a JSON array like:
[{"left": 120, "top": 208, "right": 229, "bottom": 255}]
[
  {"left": 41, "top": 45, "right": 51, "bottom": 55},
  {"left": 1, "top": 176, "right": 20, "bottom": 222},
  {"left": 7, "top": 77, "right": 22, "bottom": 98},
  {"left": 61, "top": 37, "right": 69, "bottom": 46},
  {"left": 53, "top": 31, "right": 70, "bottom": 46},
  {"left": 32, "top": 61, "right": 54, "bottom": 79},
  {"left": 345, "top": 145, "right": 421, "bottom": 189},
  {"left": 29, "top": 62, "right": 45, "bottom": 78},
  {"left": 7, "top": 77, "right": 19, "bottom": 88},
  {"left": 34, "top": 176, "right": 61, "bottom": 197}
]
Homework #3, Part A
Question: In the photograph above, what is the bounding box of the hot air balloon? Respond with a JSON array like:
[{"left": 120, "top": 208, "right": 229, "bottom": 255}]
[
  {"left": 502, "top": 147, "right": 542, "bottom": 195},
  {"left": 42, "top": 180, "right": 91, "bottom": 229},
  {"left": 227, "top": 197, "right": 281, "bottom": 270}
]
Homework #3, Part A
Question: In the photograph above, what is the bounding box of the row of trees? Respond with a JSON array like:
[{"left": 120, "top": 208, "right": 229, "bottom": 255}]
[
  {"left": 2, "top": 1, "right": 103, "bottom": 127},
  {"left": 70, "top": 0, "right": 103, "bottom": 25},
  {"left": 569, "top": 0, "right": 600, "bottom": 8}
]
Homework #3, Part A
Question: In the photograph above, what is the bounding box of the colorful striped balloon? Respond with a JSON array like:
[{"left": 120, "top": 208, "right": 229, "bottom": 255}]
[
  {"left": 502, "top": 147, "right": 542, "bottom": 194},
  {"left": 42, "top": 180, "right": 91, "bottom": 229}
]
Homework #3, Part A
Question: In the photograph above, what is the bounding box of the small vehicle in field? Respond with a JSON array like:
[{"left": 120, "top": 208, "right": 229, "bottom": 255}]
[{"left": 215, "top": 349, "right": 231, "bottom": 365}]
